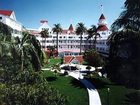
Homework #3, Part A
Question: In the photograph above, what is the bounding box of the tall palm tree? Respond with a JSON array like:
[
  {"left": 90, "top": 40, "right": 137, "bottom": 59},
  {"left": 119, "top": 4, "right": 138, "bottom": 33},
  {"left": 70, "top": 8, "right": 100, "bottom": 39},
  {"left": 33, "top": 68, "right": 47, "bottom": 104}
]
[
  {"left": 109, "top": 0, "right": 140, "bottom": 58},
  {"left": 108, "top": 0, "right": 140, "bottom": 88},
  {"left": 111, "top": 0, "right": 140, "bottom": 32},
  {"left": 18, "top": 32, "right": 43, "bottom": 71},
  {"left": 0, "top": 22, "right": 44, "bottom": 72},
  {"left": 40, "top": 29, "right": 49, "bottom": 50},
  {"left": 52, "top": 24, "right": 62, "bottom": 54},
  {"left": 87, "top": 25, "right": 100, "bottom": 49},
  {"left": 75, "top": 23, "right": 87, "bottom": 54}
]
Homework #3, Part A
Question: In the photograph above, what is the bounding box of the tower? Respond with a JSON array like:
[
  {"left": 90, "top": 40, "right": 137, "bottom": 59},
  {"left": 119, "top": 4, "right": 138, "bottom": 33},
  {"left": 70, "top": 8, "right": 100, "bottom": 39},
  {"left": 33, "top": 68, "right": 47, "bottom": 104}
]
[
  {"left": 38, "top": 20, "right": 52, "bottom": 32},
  {"left": 97, "top": 14, "right": 108, "bottom": 32}
]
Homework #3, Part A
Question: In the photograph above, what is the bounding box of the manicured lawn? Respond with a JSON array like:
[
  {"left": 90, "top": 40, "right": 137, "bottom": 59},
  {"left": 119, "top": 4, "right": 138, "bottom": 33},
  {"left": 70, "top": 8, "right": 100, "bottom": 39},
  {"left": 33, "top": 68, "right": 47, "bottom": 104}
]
[
  {"left": 44, "top": 57, "right": 62, "bottom": 68},
  {"left": 42, "top": 70, "right": 89, "bottom": 105},
  {"left": 85, "top": 76, "right": 139, "bottom": 105}
]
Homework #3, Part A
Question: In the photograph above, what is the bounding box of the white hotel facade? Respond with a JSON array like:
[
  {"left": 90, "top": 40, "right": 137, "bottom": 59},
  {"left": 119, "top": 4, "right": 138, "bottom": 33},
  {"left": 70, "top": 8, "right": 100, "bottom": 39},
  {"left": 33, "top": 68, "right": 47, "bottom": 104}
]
[
  {"left": 0, "top": 10, "right": 25, "bottom": 38},
  {"left": 28, "top": 14, "right": 111, "bottom": 57},
  {"left": 0, "top": 9, "right": 111, "bottom": 57}
]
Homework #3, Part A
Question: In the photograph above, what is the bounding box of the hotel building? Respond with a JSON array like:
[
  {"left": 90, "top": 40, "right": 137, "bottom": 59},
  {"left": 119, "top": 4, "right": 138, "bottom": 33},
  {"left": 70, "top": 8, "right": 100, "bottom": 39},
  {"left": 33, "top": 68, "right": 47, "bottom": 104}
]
[
  {"left": 28, "top": 14, "right": 111, "bottom": 57},
  {"left": 0, "top": 9, "right": 111, "bottom": 57}
]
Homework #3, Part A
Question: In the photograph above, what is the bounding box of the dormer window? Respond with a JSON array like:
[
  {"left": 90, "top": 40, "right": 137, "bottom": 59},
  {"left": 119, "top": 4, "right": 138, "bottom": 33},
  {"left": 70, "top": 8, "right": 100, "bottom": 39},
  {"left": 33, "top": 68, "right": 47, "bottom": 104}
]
[{"left": 102, "top": 32, "right": 106, "bottom": 35}]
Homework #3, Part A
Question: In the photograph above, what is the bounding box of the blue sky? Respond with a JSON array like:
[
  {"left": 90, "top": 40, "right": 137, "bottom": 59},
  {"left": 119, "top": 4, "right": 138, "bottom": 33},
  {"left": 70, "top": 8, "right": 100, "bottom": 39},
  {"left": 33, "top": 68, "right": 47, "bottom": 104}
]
[{"left": 0, "top": 0, "right": 124, "bottom": 29}]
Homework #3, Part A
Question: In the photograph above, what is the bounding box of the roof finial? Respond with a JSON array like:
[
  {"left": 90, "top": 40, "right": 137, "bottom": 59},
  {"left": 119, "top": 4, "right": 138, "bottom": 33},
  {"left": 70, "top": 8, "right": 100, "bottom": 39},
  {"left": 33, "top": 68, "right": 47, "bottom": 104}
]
[{"left": 100, "top": 5, "right": 103, "bottom": 14}]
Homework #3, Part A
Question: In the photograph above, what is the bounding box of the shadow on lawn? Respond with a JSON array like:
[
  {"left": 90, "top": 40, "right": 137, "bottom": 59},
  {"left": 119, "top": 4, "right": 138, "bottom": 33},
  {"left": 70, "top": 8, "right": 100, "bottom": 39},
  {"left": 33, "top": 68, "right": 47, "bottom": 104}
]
[
  {"left": 46, "top": 76, "right": 57, "bottom": 82},
  {"left": 70, "top": 78, "right": 86, "bottom": 89},
  {"left": 85, "top": 77, "right": 112, "bottom": 89},
  {"left": 124, "top": 91, "right": 140, "bottom": 105}
]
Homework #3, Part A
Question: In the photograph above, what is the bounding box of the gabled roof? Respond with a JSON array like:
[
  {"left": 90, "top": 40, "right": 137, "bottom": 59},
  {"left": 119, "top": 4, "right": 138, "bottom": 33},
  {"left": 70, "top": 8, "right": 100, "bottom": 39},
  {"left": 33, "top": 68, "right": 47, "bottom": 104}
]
[
  {"left": 62, "top": 29, "right": 68, "bottom": 34},
  {"left": 64, "top": 55, "right": 83, "bottom": 64},
  {"left": 0, "top": 10, "right": 13, "bottom": 16},
  {"left": 97, "top": 25, "right": 108, "bottom": 31},
  {"left": 99, "top": 14, "right": 105, "bottom": 20}
]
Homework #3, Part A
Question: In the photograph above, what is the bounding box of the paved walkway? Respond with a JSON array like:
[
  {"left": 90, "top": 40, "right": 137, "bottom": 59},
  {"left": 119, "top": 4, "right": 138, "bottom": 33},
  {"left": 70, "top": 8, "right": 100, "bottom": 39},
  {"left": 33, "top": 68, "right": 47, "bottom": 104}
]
[{"left": 68, "top": 71, "right": 102, "bottom": 105}]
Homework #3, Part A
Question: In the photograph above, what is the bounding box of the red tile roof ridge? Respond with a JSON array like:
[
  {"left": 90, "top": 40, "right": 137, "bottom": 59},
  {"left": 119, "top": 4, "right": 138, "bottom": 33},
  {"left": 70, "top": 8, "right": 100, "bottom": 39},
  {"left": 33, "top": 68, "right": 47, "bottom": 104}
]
[{"left": 0, "top": 10, "right": 13, "bottom": 16}]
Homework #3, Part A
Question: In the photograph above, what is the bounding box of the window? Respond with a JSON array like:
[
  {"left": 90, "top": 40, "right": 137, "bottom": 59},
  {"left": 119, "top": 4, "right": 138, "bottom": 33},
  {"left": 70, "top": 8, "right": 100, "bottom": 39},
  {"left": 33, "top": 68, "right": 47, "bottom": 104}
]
[
  {"left": 102, "top": 32, "right": 106, "bottom": 35},
  {"left": 68, "top": 36, "right": 73, "bottom": 38},
  {"left": 42, "top": 28, "right": 49, "bottom": 31},
  {"left": 49, "top": 36, "right": 52, "bottom": 38}
]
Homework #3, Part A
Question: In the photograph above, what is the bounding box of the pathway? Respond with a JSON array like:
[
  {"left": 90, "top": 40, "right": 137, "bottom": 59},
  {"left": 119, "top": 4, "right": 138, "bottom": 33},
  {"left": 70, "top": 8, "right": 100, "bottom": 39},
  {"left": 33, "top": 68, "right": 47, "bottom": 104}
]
[{"left": 68, "top": 71, "right": 102, "bottom": 105}]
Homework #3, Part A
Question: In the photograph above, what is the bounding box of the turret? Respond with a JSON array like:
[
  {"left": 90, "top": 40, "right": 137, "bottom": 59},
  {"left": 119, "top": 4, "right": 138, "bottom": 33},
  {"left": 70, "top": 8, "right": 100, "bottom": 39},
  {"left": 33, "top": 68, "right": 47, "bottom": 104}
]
[
  {"left": 98, "top": 14, "right": 107, "bottom": 26},
  {"left": 38, "top": 20, "right": 52, "bottom": 32},
  {"left": 68, "top": 24, "right": 74, "bottom": 32},
  {"left": 97, "top": 14, "right": 108, "bottom": 32}
]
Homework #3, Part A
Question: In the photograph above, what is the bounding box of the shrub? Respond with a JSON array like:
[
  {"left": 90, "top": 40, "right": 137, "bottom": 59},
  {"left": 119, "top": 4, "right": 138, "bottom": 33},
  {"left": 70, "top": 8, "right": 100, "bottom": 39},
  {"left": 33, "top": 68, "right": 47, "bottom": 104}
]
[{"left": 0, "top": 83, "right": 67, "bottom": 105}]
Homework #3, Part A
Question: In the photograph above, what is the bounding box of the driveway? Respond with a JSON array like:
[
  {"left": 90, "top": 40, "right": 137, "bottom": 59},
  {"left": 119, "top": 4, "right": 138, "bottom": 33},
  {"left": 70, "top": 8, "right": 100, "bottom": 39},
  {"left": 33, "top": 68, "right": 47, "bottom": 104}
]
[{"left": 68, "top": 71, "right": 102, "bottom": 105}]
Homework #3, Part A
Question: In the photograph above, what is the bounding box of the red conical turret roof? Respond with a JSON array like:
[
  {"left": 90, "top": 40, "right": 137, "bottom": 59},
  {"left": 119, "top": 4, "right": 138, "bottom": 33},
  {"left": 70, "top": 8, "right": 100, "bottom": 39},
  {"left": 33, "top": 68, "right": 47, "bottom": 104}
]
[
  {"left": 99, "top": 14, "right": 105, "bottom": 20},
  {"left": 68, "top": 24, "right": 74, "bottom": 31}
]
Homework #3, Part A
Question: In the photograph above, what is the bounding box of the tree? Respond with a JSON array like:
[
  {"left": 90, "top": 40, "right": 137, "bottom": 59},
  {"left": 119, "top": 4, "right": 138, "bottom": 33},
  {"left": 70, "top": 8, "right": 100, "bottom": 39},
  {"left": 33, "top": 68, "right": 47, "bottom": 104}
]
[
  {"left": 13, "top": 32, "right": 44, "bottom": 71},
  {"left": 87, "top": 25, "right": 100, "bottom": 49},
  {"left": 111, "top": 0, "right": 140, "bottom": 32},
  {"left": 47, "top": 46, "right": 56, "bottom": 58},
  {"left": 75, "top": 23, "right": 87, "bottom": 54},
  {"left": 52, "top": 64, "right": 61, "bottom": 77},
  {"left": 40, "top": 29, "right": 49, "bottom": 49},
  {"left": 0, "top": 22, "right": 12, "bottom": 41},
  {"left": 107, "top": 0, "right": 140, "bottom": 88},
  {"left": 52, "top": 24, "right": 62, "bottom": 54},
  {"left": 83, "top": 50, "right": 104, "bottom": 69},
  {"left": 0, "top": 22, "right": 67, "bottom": 105}
]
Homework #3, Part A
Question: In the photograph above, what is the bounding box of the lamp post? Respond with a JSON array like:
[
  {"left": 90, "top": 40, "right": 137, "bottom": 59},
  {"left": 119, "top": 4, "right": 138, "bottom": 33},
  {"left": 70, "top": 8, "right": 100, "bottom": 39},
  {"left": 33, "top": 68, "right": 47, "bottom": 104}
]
[
  {"left": 107, "top": 88, "right": 110, "bottom": 105},
  {"left": 79, "top": 68, "right": 81, "bottom": 79}
]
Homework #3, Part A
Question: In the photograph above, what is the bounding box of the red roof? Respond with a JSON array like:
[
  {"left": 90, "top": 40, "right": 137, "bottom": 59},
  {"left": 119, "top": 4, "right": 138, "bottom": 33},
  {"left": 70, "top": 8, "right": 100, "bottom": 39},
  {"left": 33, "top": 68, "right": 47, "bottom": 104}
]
[
  {"left": 0, "top": 10, "right": 13, "bottom": 16},
  {"left": 40, "top": 20, "right": 48, "bottom": 23},
  {"left": 97, "top": 25, "right": 108, "bottom": 31},
  {"left": 30, "top": 32, "right": 40, "bottom": 35},
  {"left": 99, "top": 14, "right": 105, "bottom": 20},
  {"left": 69, "top": 24, "right": 74, "bottom": 31},
  {"left": 62, "top": 30, "right": 68, "bottom": 34},
  {"left": 64, "top": 55, "right": 84, "bottom": 64}
]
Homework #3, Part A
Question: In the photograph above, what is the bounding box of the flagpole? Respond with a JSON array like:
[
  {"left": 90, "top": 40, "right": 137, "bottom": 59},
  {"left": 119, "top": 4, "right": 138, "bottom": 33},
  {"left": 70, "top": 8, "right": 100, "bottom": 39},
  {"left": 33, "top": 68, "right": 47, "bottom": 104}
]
[{"left": 101, "top": 5, "right": 103, "bottom": 14}]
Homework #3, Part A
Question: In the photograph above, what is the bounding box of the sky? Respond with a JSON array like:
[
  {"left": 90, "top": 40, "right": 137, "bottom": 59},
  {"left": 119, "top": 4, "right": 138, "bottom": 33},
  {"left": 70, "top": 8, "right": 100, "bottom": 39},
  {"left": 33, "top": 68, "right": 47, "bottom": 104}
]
[{"left": 0, "top": 0, "right": 124, "bottom": 29}]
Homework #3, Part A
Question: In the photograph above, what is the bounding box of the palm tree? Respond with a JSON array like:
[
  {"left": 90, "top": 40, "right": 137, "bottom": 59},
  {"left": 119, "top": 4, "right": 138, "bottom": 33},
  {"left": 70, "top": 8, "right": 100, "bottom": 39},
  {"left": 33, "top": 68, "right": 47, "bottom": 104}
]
[
  {"left": 52, "top": 24, "right": 62, "bottom": 54},
  {"left": 17, "top": 32, "right": 43, "bottom": 71},
  {"left": 40, "top": 29, "right": 49, "bottom": 50},
  {"left": 111, "top": 0, "right": 140, "bottom": 32},
  {"left": 87, "top": 25, "right": 100, "bottom": 49},
  {"left": 75, "top": 23, "right": 87, "bottom": 54},
  {"left": 108, "top": 0, "right": 140, "bottom": 88}
]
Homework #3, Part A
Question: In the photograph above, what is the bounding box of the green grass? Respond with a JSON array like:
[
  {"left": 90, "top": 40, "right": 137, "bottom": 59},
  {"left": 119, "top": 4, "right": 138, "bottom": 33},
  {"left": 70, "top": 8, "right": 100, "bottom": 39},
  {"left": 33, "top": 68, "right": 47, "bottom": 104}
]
[
  {"left": 43, "top": 58, "right": 62, "bottom": 68},
  {"left": 85, "top": 76, "right": 139, "bottom": 105},
  {"left": 42, "top": 71, "right": 89, "bottom": 105}
]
